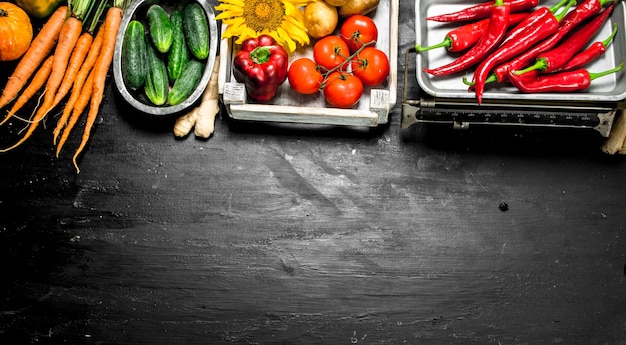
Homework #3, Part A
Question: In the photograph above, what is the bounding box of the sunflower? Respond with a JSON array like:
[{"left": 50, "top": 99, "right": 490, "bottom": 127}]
[{"left": 215, "top": 0, "right": 311, "bottom": 53}]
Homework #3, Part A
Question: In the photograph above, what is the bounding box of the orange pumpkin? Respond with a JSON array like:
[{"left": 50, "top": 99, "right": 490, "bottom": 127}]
[{"left": 0, "top": 2, "right": 33, "bottom": 62}]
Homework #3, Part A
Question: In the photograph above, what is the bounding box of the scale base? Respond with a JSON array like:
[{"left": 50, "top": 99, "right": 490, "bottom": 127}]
[{"left": 401, "top": 100, "right": 617, "bottom": 138}]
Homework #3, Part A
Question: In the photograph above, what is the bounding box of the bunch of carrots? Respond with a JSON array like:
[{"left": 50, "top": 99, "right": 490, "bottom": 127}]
[{"left": 0, "top": 0, "right": 127, "bottom": 173}]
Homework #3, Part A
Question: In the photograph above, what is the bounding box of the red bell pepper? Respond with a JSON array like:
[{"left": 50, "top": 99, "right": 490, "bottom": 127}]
[{"left": 233, "top": 35, "right": 289, "bottom": 103}]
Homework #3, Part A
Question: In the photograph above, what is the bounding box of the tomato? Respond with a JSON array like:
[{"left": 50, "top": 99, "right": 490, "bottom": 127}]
[
  {"left": 339, "top": 14, "right": 378, "bottom": 53},
  {"left": 323, "top": 71, "right": 363, "bottom": 108},
  {"left": 351, "top": 47, "right": 390, "bottom": 87},
  {"left": 313, "top": 35, "right": 350, "bottom": 71},
  {"left": 288, "top": 58, "right": 324, "bottom": 95}
]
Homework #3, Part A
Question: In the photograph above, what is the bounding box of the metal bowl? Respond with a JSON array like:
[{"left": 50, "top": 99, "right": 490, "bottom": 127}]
[{"left": 112, "top": 0, "right": 218, "bottom": 116}]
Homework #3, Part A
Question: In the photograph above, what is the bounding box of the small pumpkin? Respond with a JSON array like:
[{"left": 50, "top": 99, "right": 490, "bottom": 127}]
[
  {"left": 15, "top": 0, "right": 64, "bottom": 19},
  {"left": 0, "top": 2, "right": 33, "bottom": 62}
]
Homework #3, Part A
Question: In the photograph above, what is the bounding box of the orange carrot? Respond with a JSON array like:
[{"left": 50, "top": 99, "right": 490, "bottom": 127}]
[
  {"left": 0, "top": 6, "right": 68, "bottom": 110},
  {"left": 51, "top": 31, "right": 93, "bottom": 109},
  {"left": 39, "top": 15, "right": 83, "bottom": 111},
  {"left": 53, "top": 26, "right": 104, "bottom": 144},
  {"left": 1, "top": 55, "right": 54, "bottom": 127},
  {"left": 72, "top": 5, "right": 123, "bottom": 173},
  {"left": 56, "top": 70, "right": 94, "bottom": 157},
  {"left": 51, "top": 0, "right": 107, "bottom": 114},
  {"left": 0, "top": 14, "right": 84, "bottom": 153}
]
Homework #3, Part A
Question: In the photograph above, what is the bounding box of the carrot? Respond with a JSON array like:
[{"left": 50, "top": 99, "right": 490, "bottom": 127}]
[
  {"left": 38, "top": 3, "right": 89, "bottom": 113},
  {"left": 56, "top": 70, "right": 94, "bottom": 157},
  {"left": 72, "top": 4, "right": 124, "bottom": 173},
  {"left": 51, "top": 0, "right": 107, "bottom": 113},
  {"left": 51, "top": 32, "right": 93, "bottom": 108},
  {"left": 53, "top": 25, "right": 104, "bottom": 144},
  {"left": 41, "top": 15, "right": 83, "bottom": 106},
  {"left": 0, "top": 6, "right": 68, "bottom": 110},
  {"left": 0, "top": 1, "right": 93, "bottom": 153},
  {"left": 1, "top": 55, "right": 54, "bottom": 127},
  {"left": 0, "top": 16, "right": 84, "bottom": 153}
]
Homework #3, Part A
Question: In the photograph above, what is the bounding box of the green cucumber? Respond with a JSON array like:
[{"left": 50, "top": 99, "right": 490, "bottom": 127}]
[
  {"left": 147, "top": 4, "right": 173, "bottom": 53},
  {"left": 144, "top": 35, "right": 169, "bottom": 106},
  {"left": 168, "top": 60, "right": 205, "bottom": 106},
  {"left": 121, "top": 20, "right": 148, "bottom": 90},
  {"left": 167, "top": 10, "right": 189, "bottom": 82},
  {"left": 183, "top": 3, "right": 210, "bottom": 60}
]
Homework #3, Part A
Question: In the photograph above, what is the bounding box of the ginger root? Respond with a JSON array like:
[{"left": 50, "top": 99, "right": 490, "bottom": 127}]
[
  {"left": 620, "top": 131, "right": 626, "bottom": 155},
  {"left": 174, "top": 56, "right": 221, "bottom": 138},
  {"left": 601, "top": 109, "right": 626, "bottom": 155},
  {"left": 173, "top": 111, "right": 197, "bottom": 137}
]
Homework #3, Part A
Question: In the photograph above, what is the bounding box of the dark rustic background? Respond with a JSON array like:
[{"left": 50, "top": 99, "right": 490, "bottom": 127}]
[{"left": 1, "top": 1, "right": 625, "bottom": 344}]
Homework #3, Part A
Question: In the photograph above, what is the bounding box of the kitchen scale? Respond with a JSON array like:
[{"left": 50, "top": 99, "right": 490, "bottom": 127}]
[
  {"left": 403, "top": 0, "right": 626, "bottom": 137},
  {"left": 401, "top": 46, "right": 621, "bottom": 137}
]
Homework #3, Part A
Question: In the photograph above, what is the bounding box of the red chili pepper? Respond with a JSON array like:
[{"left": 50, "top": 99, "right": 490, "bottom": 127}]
[
  {"left": 233, "top": 35, "right": 289, "bottom": 103},
  {"left": 500, "top": 0, "right": 570, "bottom": 46},
  {"left": 479, "top": 22, "right": 618, "bottom": 86},
  {"left": 416, "top": 12, "right": 528, "bottom": 53},
  {"left": 508, "top": 61, "right": 623, "bottom": 93},
  {"left": 555, "top": 23, "right": 618, "bottom": 72},
  {"left": 470, "top": 0, "right": 574, "bottom": 103},
  {"left": 493, "top": 0, "right": 615, "bottom": 83},
  {"left": 423, "top": 0, "right": 510, "bottom": 76},
  {"left": 515, "top": 2, "right": 615, "bottom": 75},
  {"left": 427, "top": 0, "right": 537, "bottom": 22}
]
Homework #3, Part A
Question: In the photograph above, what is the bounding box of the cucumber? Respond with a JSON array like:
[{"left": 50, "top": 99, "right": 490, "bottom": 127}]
[
  {"left": 121, "top": 20, "right": 148, "bottom": 90},
  {"left": 183, "top": 3, "right": 210, "bottom": 60},
  {"left": 144, "top": 35, "right": 169, "bottom": 106},
  {"left": 168, "top": 60, "right": 205, "bottom": 106},
  {"left": 167, "top": 10, "right": 189, "bottom": 82},
  {"left": 147, "top": 4, "right": 173, "bottom": 53}
]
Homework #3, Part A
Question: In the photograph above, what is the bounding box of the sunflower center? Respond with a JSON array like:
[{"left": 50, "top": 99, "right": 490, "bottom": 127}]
[{"left": 243, "top": 0, "right": 285, "bottom": 32}]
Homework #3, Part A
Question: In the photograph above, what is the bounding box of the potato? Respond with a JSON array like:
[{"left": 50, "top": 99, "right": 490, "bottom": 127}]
[
  {"left": 338, "top": 0, "right": 380, "bottom": 17},
  {"left": 304, "top": 1, "right": 339, "bottom": 39},
  {"left": 326, "top": 0, "right": 349, "bottom": 5}
]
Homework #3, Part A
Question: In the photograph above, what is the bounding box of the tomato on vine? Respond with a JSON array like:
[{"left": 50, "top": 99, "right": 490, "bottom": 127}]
[
  {"left": 288, "top": 57, "right": 324, "bottom": 95},
  {"left": 351, "top": 47, "right": 390, "bottom": 87},
  {"left": 323, "top": 71, "right": 363, "bottom": 108},
  {"left": 313, "top": 35, "right": 350, "bottom": 71},
  {"left": 340, "top": 14, "right": 379, "bottom": 53}
]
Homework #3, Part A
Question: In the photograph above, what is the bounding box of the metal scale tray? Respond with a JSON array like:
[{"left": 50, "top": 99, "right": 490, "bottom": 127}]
[{"left": 402, "top": 0, "right": 626, "bottom": 137}]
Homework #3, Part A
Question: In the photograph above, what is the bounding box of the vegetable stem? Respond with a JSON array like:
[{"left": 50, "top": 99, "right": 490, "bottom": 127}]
[
  {"left": 553, "top": 0, "right": 577, "bottom": 22},
  {"left": 415, "top": 37, "right": 452, "bottom": 52},
  {"left": 602, "top": 23, "right": 618, "bottom": 47},
  {"left": 589, "top": 61, "right": 624, "bottom": 81}
]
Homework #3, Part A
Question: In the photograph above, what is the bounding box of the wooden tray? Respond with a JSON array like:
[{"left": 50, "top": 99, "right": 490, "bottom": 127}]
[{"left": 218, "top": 0, "right": 399, "bottom": 127}]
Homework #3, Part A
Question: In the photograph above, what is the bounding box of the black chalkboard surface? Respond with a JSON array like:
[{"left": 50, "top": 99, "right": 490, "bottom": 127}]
[{"left": 1, "top": 1, "right": 625, "bottom": 344}]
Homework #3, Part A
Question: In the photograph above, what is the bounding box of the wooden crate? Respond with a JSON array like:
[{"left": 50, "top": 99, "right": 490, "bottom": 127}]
[{"left": 218, "top": 0, "right": 399, "bottom": 127}]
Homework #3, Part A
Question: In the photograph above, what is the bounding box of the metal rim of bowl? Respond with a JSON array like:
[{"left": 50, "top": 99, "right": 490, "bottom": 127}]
[{"left": 112, "top": 0, "right": 218, "bottom": 116}]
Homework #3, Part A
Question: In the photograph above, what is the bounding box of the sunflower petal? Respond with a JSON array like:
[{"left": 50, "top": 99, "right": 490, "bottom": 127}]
[
  {"left": 216, "top": 0, "right": 313, "bottom": 53},
  {"left": 274, "top": 27, "right": 296, "bottom": 52}
]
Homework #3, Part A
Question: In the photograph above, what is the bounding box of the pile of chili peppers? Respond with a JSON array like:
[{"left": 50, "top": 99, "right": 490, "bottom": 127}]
[{"left": 416, "top": 0, "right": 623, "bottom": 104}]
